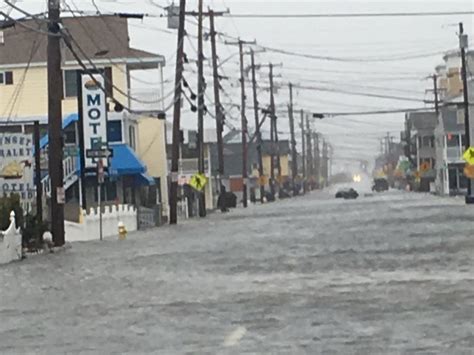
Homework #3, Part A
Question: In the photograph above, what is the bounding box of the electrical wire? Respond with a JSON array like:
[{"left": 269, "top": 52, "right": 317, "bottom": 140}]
[{"left": 223, "top": 11, "right": 474, "bottom": 18}]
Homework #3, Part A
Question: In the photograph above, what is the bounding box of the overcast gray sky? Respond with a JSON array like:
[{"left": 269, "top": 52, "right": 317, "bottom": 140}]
[{"left": 7, "top": 0, "right": 474, "bottom": 172}]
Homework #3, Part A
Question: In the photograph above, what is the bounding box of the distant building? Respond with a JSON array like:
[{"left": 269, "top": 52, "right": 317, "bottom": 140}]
[{"left": 405, "top": 111, "right": 437, "bottom": 192}]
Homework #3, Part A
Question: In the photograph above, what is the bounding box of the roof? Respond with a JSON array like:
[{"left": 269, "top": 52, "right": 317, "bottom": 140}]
[{"left": 0, "top": 16, "right": 164, "bottom": 68}]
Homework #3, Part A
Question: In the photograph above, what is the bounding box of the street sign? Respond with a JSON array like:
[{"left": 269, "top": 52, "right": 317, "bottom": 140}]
[
  {"left": 86, "top": 149, "right": 113, "bottom": 159},
  {"left": 189, "top": 173, "right": 208, "bottom": 192},
  {"left": 464, "top": 164, "right": 474, "bottom": 179},
  {"left": 462, "top": 147, "right": 474, "bottom": 165}
]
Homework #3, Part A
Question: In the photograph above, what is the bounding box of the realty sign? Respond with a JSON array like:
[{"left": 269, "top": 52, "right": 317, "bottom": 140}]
[
  {"left": 81, "top": 73, "right": 108, "bottom": 168},
  {"left": 0, "top": 133, "right": 35, "bottom": 203}
]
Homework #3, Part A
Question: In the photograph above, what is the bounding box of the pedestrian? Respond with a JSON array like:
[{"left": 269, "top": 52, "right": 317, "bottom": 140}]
[{"left": 217, "top": 185, "right": 229, "bottom": 213}]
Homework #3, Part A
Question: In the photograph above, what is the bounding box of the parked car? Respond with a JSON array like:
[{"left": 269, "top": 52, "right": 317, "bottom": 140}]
[
  {"left": 372, "top": 178, "right": 389, "bottom": 192},
  {"left": 335, "top": 188, "right": 359, "bottom": 199}
]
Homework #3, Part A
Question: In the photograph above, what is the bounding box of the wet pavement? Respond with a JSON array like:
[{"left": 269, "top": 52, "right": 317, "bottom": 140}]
[{"left": 1, "top": 185, "right": 474, "bottom": 354}]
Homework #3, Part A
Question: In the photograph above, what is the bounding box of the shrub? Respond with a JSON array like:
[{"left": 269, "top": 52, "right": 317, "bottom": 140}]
[{"left": 22, "top": 214, "right": 49, "bottom": 252}]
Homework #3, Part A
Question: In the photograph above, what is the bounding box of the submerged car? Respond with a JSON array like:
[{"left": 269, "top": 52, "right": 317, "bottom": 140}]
[
  {"left": 372, "top": 178, "right": 389, "bottom": 192},
  {"left": 335, "top": 188, "right": 359, "bottom": 199}
]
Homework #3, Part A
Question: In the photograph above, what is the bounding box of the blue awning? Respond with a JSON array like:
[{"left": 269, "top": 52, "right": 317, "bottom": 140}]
[
  {"left": 110, "top": 144, "right": 147, "bottom": 175},
  {"left": 39, "top": 113, "right": 79, "bottom": 150}
]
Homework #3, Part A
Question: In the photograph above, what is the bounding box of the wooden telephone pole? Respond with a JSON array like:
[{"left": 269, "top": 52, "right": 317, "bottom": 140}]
[
  {"left": 300, "top": 109, "right": 306, "bottom": 193},
  {"left": 197, "top": 0, "right": 206, "bottom": 217},
  {"left": 250, "top": 49, "right": 265, "bottom": 203},
  {"left": 225, "top": 39, "right": 256, "bottom": 208},
  {"left": 209, "top": 9, "right": 225, "bottom": 198},
  {"left": 268, "top": 63, "right": 282, "bottom": 196},
  {"left": 169, "top": 0, "right": 187, "bottom": 224},
  {"left": 459, "top": 22, "right": 472, "bottom": 203},
  {"left": 288, "top": 83, "right": 298, "bottom": 195},
  {"left": 306, "top": 116, "right": 313, "bottom": 187},
  {"left": 48, "top": 0, "right": 65, "bottom": 246}
]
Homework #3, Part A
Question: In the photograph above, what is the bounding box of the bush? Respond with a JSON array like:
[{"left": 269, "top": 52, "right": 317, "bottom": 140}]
[
  {"left": 22, "top": 214, "right": 49, "bottom": 252},
  {"left": 0, "top": 195, "right": 23, "bottom": 231}
]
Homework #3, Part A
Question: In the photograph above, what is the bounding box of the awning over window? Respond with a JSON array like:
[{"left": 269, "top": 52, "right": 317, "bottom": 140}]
[
  {"left": 109, "top": 144, "right": 155, "bottom": 186},
  {"left": 110, "top": 144, "right": 145, "bottom": 175}
]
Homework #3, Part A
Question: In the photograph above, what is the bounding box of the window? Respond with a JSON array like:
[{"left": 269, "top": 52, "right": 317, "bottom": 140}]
[
  {"left": 64, "top": 70, "right": 78, "bottom": 98},
  {"left": 107, "top": 120, "right": 122, "bottom": 143},
  {"left": 0, "top": 71, "right": 13, "bottom": 85},
  {"left": 461, "top": 134, "right": 467, "bottom": 149}
]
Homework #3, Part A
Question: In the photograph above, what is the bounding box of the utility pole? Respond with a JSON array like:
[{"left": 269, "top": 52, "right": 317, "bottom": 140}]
[
  {"left": 250, "top": 49, "right": 265, "bottom": 203},
  {"left": 288, "top": 83, "right": 298, "bottom": 195},
  {"left": 268, "top": 64, "right": 281, "bottom": 195},
  {"left": 209, "top": 9, "right": 225, "bottom": 199},
  {"left": 238, "top": 40, "right": 248, "bottom": 208},
  {"left": 33, "top": 121, "right": 43, "bottom": 222},
  {"left": 225, "top": 39, "right": 256, "bottom": 207},
  {"left": 269, "top": 64, "right": 276, "bottom": 198},
  {"left": 196, "top": 0, "right": 206, "bottom": 217},
  {"left": 313, "top": 132, "right": 320, "bottom": 188},
  {"left": 169, "top": 0, "right": 187, "bottom": 224},
  {"left": 306, "top": 116, "right": 313, "bottom": 188},
  {"left": 47, "top": 0, "right": 64, "bottom": 246},
  {"left": 300, "top": 109, "right": 306, "bottom": 194},
  {"left": 460, "top": 22, "right": 472, "bottom": 203},
  {"left": 322, "top": 140, "right": 328, "bottom": 188}
]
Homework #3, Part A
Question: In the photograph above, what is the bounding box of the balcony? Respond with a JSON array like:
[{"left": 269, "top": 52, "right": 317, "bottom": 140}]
[{"left": 447, "top": 146, "right": 463, "bottom": 162}]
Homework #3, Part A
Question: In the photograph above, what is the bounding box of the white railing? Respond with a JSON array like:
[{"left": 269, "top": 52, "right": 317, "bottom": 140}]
[
  {"left": 0, "top": 211, "right": 22, "bottom": 265},
  {"left": 42, "top": 156, "right": 79, "bottom": 197}
]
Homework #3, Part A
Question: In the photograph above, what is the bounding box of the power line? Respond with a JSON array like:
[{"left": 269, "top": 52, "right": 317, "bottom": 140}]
[
  {"left": 223, "top": 11, "right": 474, "bottom": 18},
  {"left": 318, "top": 107, "right": 435, "bottom": 117},
  {"left": 294, "top": 84, "right": 428, "bottom": 103}
]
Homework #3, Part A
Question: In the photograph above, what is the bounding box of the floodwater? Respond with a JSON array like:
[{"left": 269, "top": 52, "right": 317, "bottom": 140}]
[{"left": 1, "top": 184, "right": 473, "bottom": 353}]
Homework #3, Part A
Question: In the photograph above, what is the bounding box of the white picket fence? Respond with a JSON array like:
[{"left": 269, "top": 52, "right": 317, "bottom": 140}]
[
  {"left": 0, "top": 211, "right": 22, "bottom": 265},
  {"left": 65, "top": 204, "right": 137, "bottom": 242}
]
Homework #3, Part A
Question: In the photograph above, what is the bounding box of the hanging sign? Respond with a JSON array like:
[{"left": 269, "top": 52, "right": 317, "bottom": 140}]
[{"left": 80, "top": 73, "right": 108, "bottom": 169}]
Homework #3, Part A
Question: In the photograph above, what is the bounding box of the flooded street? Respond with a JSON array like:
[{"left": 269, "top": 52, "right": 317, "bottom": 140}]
[{"left": 1, "top": 188, "right": 474, "bottom": 353}]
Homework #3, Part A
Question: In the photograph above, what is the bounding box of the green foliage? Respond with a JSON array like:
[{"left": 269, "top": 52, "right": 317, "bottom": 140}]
[
  {"left": 22, "top": 214, "right": 48, "bottom": 251},
  {"left": 0, "top": 195, "right": 23, "bottom": 231}
]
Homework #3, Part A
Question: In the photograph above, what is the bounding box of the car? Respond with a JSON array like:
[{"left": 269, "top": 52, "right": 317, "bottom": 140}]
[
  {"left": 372, "top": 178, "right": 389, "bottom": 192},
  {"left": 335, "top": 188, "right": 359, "bottom": 199}
]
